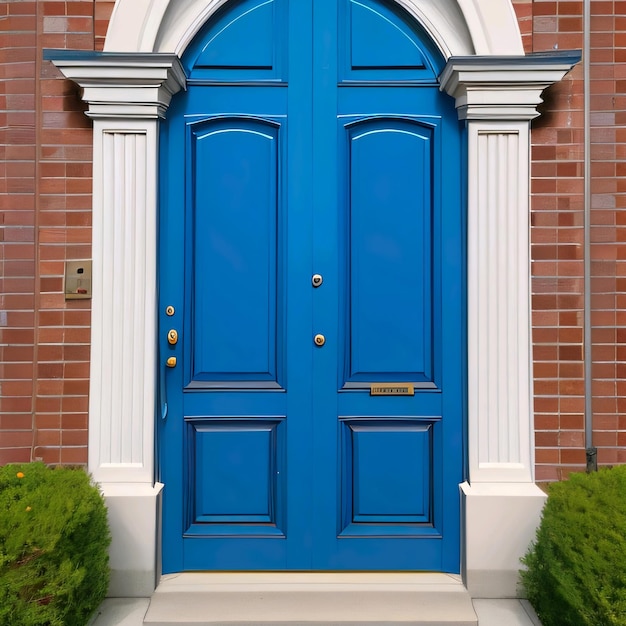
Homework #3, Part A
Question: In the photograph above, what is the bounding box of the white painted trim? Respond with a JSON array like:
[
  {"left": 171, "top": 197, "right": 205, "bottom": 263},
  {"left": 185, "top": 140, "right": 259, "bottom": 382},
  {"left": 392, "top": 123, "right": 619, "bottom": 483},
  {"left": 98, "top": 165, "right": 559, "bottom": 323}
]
[
  {"left": 45, "top": 56, "right": 184, "bottom": 590},
  {"left": 50, "top": 55, "right": 186, "bottom": 120},
  {"left": 439, "top": 57, "right": 581, "bottom": 121},
  {"left": 89, "top": 121, "right": 158, "bottom": 484},
  {"left": 441, "top": 55, "right": 572, "bottom": 485},
  {"left": 467, "top": 121, "right": 533, "bottom": 483},
  {"left": 456, "top": 0, "right": 524, "bottom": 57},
  {"left": 104, "top": 0, "right": 523, "bottom": 57},
  {"left": 440, "top": 55, "right": 580, "bottom": 484},
  {"left": 104, "top": 482, "right": 164, "bottom": 597},
  {"left": 46, "top": 56, "right": 186, "bottom": 488},
  {"left": 461, "top": 481, "right": 547, "bottom": 597}
]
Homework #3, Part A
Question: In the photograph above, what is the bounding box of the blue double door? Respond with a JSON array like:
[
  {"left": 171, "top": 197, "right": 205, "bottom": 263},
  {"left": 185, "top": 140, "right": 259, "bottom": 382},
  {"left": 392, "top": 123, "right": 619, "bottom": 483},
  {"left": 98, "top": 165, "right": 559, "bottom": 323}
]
[{"left": 160, "top": 0, "right": 464, "bottom": 573}]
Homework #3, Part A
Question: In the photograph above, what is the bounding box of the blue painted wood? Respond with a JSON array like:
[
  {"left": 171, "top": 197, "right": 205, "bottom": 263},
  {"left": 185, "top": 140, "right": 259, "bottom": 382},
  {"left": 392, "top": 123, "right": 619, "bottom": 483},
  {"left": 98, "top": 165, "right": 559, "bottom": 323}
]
[
  {"left": 194, "top": 425, "right": 274, "bottom": 520},
  {"left": 339, "top": 0, "right": 440, "bottom": 83},
  {"left": 348, "top": 420, "right": 432, "bottom": 523},
  {"left": 187, "top": 417, "right": 286, "bottom": 534},
  {"left": 350, "top": 0, "right": 426, "bottom": 69},
  {"left": 196, "top": 0, "right": 275, "bottom": 69},
  {"left": 346, "top": 118, "right": 432, "bottom": 383},
  {"left": 190, "top": 117, "right": 280, "bottom": 384},
  {"left": 159, "top": 0, "right": 464, "bottom": 574},
  {"left": 184, "top": 0, "right": 287, "bottom": 81}
]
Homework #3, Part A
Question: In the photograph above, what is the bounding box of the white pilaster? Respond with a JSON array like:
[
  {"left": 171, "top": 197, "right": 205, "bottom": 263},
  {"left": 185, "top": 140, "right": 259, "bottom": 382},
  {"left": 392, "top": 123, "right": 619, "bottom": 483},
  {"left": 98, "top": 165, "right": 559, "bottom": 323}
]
[
  {"left": 468, "top": 121, "right": 533, "bottom": 483},
  {"left": 441, "top": 52, "right": 580, "bottom": 596},
  {"left": 91, "top": 121, "right": 157, "bottom": 483},
  {"left": 48, "top": 52, "right": 185, "bottom": 596}
]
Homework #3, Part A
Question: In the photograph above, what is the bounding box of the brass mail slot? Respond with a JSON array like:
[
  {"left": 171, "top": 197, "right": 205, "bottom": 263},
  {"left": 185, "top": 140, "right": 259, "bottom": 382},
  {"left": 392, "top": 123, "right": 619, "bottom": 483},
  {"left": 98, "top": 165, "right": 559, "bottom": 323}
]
[{"left": 370, "top": 384, "right": 415, "bottom": 396}]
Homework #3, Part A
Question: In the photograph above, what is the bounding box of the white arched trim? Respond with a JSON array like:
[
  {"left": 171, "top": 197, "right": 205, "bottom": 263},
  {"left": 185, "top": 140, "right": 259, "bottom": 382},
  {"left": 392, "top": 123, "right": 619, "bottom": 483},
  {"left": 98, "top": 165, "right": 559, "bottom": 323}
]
[
  {"left": 47, "top": 0, "right": 580, "bottom": 600},
  {"left": 103, "top": 0, "right": 524, "bottom": 58}
]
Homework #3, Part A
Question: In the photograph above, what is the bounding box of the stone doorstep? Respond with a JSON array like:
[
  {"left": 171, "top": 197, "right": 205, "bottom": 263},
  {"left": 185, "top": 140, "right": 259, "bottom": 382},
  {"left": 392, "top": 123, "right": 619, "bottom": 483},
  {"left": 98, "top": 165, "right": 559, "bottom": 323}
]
[{"left": 142, "top": 573, "right": 478, "bottom": 625}]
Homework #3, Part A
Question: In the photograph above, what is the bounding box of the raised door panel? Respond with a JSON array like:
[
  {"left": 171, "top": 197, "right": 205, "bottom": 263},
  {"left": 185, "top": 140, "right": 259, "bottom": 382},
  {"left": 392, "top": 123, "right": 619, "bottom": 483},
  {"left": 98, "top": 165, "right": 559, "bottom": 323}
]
[
  {"left": 185, "top": 417, "right": 286, "bottom": 536},
  {"left": 340, "top": 0, "right": 438, "bottom": 82},
  {"left": 189, "top": 117, "right": 283, "bottom": 387},
  {"left": 186, "top": 0, "right": 287, "bottom": 80},
  {"left": 350, "top": 0, "right": 426, "bottom": 69},
  {"left": 339, "top": 418, "right": 436, "bottom": 534},
  {"left": 342, "top": 118, "right": 433, "bottom": 386}
]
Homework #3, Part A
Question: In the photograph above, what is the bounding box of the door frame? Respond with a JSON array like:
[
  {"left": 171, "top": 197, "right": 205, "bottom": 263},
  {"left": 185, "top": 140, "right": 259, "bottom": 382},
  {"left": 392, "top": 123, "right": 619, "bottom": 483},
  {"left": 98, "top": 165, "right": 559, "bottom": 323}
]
[{"left": 48, "top": 0, "right": 580, "bottom": 599}]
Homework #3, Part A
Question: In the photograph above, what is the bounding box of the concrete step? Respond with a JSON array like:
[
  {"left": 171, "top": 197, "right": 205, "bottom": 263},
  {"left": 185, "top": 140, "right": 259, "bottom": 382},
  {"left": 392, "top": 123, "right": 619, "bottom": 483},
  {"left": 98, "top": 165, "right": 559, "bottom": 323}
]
[{"left": 143, "top": 573, "right": 478, "bottom": 626}]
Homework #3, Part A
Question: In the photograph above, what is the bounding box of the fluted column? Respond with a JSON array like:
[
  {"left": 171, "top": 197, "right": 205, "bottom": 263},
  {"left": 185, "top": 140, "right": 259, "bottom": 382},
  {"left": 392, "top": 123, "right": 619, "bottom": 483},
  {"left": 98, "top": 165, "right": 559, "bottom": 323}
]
[
  {"left": 47, "top": 52, "right": 185, "bottom": 483},
  {"left": 441, "top": 51, "right": 580, "bottom": 484},
  {"left": 468, "top": 121, "right": 533, "bottom": 482},
  {"left": 440, "top": 51, "right": 580, "bottom": 596},
  {"left": 47, "top": 52, "right": 185, "bottom": 595},
  {"left": 90, "top": 126, "right": 158, "bottom": 482}
]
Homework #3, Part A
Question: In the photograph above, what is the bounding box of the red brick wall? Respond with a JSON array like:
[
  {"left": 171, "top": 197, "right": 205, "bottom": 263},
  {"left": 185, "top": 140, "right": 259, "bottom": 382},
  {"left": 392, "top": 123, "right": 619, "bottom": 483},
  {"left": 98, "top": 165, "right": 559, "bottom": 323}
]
[
  {"left": 588, "top": 1, "right": 626, "bottom": 468},
  {"left": 511, "top": 0, "right": 626, "bottom": 480},
  {"left": 0, "top": 0, "right": 114, "bottom": 465},
  {"left": 0, "top": 0, "right": 623, "bottom": 481}
]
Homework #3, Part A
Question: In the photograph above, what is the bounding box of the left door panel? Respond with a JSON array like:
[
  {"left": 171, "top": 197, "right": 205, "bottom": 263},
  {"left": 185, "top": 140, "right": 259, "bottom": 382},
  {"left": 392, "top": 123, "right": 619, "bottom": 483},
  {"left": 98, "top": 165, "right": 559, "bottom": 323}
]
[{"left": 159, "top": 0, "right": 316, "bottom": 572}]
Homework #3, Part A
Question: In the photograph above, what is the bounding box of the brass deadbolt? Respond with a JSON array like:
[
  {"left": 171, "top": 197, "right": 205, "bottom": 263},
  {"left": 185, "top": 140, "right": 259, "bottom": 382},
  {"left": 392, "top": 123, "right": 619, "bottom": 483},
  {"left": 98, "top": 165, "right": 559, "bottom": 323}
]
[
  {"left": 167, "top": 329, "right": 178, "bottom": 345},
  {"left": 312, "top": 274, "right": 323, "bottom": 288},
  {"left": 314, "top": 334, "right": 326, "bottom": 347}
]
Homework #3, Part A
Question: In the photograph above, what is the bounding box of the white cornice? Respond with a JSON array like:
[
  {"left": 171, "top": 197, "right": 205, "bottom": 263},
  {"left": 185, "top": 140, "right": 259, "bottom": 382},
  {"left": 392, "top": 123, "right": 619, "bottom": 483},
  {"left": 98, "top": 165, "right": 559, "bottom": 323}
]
[
  {"left": 440, "top": 52, "right": 581, "bottom": 120},
  {"left": 47, "top": 53, "right": 187, "bottom": 119}
]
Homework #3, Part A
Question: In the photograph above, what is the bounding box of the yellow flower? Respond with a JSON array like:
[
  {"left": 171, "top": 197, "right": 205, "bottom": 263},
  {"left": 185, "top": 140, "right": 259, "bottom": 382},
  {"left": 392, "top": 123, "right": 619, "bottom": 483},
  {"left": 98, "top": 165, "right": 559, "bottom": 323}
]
[
  {"left": 25, "top": 506, "right": 32, "bottom": 512},
  {"left": 16, "top": 472, "right": 24, "bottom": 479}
]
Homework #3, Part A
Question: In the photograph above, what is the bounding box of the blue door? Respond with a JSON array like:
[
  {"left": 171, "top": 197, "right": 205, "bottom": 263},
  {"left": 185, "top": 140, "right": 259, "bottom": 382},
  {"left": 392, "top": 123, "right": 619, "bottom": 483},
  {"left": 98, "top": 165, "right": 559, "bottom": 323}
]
[{"left": 159, "top": 0, "right": 464, "bottom": 573}]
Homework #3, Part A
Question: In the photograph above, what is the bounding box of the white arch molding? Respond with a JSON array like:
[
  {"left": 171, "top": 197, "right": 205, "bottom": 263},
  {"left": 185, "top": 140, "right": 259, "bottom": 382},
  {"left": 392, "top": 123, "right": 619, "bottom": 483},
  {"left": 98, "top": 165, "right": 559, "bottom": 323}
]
[
  {"left": 48, "top": 0, "right": 579, "bottom": 598},
  {"left": 103, "top": 0, "right": 523, "bottom": 57}
]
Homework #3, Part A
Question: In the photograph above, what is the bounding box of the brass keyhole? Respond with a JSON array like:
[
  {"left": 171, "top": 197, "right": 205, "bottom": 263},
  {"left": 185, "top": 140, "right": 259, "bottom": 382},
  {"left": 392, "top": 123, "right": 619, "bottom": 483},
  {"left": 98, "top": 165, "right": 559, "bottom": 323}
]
[
  {"left": 314, "top": 334, "right": 326, "bottom": 347},
  {"left": 165, "top": 305, "right": 175, "bottom": 316},
  {"left": 312, "top": 274, "right": 323, "bottom": 288},
  {"left": 167, "top": 329, "right": 178, "bottom": 345}
]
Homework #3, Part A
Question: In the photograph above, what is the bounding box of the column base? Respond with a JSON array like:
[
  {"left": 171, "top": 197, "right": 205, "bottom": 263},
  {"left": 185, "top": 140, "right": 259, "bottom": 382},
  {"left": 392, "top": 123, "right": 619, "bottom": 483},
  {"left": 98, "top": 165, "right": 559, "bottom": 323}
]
[
  {"left": 101, "top": 482, "right": 163, "bottom": 598},
  {"left": 461, "top": 481, "right": 546, "bottom": 598}
]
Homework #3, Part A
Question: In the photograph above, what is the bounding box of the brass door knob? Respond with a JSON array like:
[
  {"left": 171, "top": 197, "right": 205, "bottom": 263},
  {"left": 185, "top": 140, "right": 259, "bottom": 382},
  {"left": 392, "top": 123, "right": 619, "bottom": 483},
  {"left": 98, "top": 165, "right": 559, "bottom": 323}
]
[
  {"left": 314, "top": 334, "right": 326, "bottom": 346},
  {"left": 166, "top": 356, "right": 177, "bottom": 368}
]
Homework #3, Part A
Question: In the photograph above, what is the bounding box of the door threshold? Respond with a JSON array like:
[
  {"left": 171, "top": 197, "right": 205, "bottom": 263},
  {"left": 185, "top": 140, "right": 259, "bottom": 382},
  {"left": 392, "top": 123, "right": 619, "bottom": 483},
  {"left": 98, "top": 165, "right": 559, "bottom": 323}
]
[
  {"left": 154, "top": 571, "right": 466, "bottom": 591},
  {"left": 143, "top": 572, "right": 477, "bottom": 625}
]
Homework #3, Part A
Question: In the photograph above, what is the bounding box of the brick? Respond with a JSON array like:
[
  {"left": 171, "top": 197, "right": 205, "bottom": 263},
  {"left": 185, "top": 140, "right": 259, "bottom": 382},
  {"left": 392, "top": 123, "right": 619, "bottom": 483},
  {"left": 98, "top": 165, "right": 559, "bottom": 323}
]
[
  {"left": 33, "top": 447, "right": 61, "bottom": 464},
  {"left": 0, "top": 449, "right": 32, "bottom": 464},
  {"left": 560, "top": 448, "right": 587, "bottom": 464},
  {"left": 59, "top": 446, "right": 88, "bottom": 465}
]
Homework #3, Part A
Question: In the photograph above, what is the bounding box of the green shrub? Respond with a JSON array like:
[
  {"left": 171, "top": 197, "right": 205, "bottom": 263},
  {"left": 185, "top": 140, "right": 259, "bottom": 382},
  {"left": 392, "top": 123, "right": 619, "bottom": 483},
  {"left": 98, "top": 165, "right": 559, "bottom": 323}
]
[
  {"left": 0, "top": 463, "right": 111, "bottom": 626},
  {"left": 521, "top": 466, "right": 626, "bottom": 626}
]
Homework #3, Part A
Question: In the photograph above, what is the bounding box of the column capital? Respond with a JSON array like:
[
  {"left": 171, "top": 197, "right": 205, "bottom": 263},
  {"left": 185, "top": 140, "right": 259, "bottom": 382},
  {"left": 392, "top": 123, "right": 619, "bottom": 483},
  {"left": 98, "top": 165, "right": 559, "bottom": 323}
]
[
  {"left": 44, "top": 51, "right": 187, "bottom": 119},
  {"left": 439, "top": 50, "right": 581, "bottom": 120}
]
